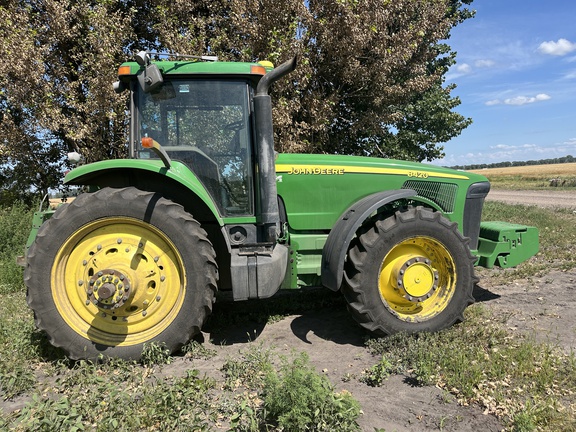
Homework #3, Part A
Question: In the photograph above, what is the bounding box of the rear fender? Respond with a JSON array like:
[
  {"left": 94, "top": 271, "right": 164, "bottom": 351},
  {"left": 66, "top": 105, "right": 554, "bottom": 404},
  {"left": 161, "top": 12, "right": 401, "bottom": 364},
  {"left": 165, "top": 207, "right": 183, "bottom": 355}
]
[
  {"left": 64, "top": 159, "right": 223, "bottom": 225},
  {"left": 321, "top": 189, "right": 417, "bottom": 291}
]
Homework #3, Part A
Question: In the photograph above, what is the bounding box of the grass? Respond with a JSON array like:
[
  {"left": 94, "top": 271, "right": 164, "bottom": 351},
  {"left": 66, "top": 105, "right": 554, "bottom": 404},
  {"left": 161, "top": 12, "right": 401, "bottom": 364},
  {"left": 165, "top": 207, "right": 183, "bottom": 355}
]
[
  {"left": 365, "top": 306, "right": 576, "bottom": 431},
  {"left": 0, "top": 203, "right": 34, "bottom": 292},
  {"left": 470, "top": 162, "right": 576, "bottom": 190},
  {"left": 478, "top": 201, "right": 576, "bottom": 284}
]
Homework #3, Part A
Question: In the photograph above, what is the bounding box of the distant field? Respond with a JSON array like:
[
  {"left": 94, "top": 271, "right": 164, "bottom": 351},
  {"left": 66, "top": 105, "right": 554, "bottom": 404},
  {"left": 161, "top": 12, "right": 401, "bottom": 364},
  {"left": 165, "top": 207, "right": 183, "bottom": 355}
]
[
  {"left": 469, "top": 162, "right": 576, "bottom": 189},
  {"left": 470, "top": 162, "right": 576, "bottom": 176}
]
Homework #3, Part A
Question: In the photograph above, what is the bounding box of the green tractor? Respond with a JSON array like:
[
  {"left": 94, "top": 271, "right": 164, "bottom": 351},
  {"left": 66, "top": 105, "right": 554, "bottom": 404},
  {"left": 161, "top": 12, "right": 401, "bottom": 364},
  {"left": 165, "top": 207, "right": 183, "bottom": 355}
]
[{"left": 21, "top": 53, "right": 539, "bottom": 360}]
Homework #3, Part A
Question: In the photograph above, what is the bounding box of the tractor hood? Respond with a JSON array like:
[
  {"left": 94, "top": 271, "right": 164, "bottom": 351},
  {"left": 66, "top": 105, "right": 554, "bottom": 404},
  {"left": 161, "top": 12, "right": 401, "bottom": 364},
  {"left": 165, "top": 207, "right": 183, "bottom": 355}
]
[
  {"left": 275, "top": 153, "right": 485, "bottom": 182},
  {"left": 275, "top": 153, "right": 489, "bottom": 232}
]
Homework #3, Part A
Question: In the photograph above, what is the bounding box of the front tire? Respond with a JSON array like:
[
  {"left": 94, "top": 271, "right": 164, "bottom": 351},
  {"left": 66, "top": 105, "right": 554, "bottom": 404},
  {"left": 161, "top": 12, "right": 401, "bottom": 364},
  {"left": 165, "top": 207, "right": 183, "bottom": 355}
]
[
  {"left": 25, "top": 187, "right": 218, "bottom": 360},
  {"left": 342, "top": 206, "right": 476, "bottom": 335}
]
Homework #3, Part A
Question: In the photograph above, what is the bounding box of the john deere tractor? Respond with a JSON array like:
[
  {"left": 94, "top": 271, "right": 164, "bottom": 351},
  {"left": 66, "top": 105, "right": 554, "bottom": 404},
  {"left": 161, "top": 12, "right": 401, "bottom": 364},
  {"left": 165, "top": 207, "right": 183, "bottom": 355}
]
[{"left": 21, "top": 53, "right": 539, "bottom": 360}]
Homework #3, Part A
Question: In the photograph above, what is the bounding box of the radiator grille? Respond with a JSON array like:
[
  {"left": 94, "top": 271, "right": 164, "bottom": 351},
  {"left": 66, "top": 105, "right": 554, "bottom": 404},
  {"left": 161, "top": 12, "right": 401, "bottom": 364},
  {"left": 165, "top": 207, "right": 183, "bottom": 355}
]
[{"left": 402, "top": 181, "right": 458, "bottom": 213}]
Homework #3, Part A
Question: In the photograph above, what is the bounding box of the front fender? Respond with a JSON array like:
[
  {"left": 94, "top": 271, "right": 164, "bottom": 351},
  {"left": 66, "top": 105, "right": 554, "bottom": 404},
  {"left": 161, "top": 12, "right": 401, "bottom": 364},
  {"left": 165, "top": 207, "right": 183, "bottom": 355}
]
[
  {"left": 64, "top": 159, "right": 222, "bottom": 225},
  {"left": 321, "top": 189, "right": 417, "bottom": 291}
]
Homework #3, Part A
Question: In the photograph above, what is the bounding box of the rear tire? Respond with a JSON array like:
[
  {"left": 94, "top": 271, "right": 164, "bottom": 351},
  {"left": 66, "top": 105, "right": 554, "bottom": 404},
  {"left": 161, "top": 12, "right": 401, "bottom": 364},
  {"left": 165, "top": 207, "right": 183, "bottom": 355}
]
[
  {"left": 342, "top": 206, "right": 476, "bottom": 335},
  {"left": 25, "top": 187, "right": 218, "bottom": 360}
]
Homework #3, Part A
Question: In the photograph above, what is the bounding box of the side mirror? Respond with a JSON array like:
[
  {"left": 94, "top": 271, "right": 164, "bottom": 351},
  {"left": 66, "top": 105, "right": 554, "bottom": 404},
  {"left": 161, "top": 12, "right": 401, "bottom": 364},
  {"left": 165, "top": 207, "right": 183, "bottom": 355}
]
[
  {"left": 112, "top": 80, "right": 127, "bottom": 94},
  {"left": 135, "top": 51, "right": 163, "bottom": 93}
]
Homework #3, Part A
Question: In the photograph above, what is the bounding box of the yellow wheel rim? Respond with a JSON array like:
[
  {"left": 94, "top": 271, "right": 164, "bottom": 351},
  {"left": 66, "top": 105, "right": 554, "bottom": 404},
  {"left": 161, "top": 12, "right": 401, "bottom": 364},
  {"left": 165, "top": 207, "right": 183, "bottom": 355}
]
[
  {"left": 51, "top": 217, "right": 186, "bottom": 347},
  {"left": 378, "top": 236, "right": 456, "bottom": 322}
]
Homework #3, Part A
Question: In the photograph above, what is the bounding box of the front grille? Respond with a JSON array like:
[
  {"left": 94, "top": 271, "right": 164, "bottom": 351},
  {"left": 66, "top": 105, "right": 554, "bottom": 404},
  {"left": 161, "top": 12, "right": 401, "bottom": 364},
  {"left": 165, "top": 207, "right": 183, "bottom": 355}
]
[{"left": 402, "top": 181, "right": 458, "bottom": 213}]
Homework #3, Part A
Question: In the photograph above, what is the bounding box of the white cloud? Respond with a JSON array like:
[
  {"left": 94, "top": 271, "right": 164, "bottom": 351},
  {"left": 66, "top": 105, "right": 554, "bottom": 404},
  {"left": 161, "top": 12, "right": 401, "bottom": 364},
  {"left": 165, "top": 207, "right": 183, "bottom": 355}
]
[
  {"left": 490, "top": 144, "right": 537, "bottom": 150},
  {"left": 538, "top": 38, "right": 576, "bottom": 56},
  {"left": 456, "top": 63, "right": 472, "bottom": 74},
  {"left": 486, "top": 93, "right": 551, "bottom": 106},
  {"left": 475, "top": 59, "right": 495, "bottom": 68},
  {"left": 434, "top": 138, "right": 576, "bottom": 167},
  {"left": 504, "top": 93, "right": 551, "bottom": 105},
  {"left": 446, "top": 62, "right": 473, "bottom": 80}
]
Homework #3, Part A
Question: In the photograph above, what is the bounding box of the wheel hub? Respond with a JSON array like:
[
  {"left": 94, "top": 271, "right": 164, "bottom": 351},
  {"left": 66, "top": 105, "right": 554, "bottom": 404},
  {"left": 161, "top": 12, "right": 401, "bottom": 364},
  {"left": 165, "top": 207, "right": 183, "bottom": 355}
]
[
  {"left": 87, "top": 269, "right": 132, "bottom": 311},
  {"left": 395, "top": 256, "right": 439, "bottom": 302}
]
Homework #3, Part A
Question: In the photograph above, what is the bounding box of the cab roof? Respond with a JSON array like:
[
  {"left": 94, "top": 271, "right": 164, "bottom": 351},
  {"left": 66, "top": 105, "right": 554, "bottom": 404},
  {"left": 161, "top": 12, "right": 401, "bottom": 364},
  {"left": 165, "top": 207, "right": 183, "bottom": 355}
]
[{"left": 118, "top": 60, "right": 272, "bottom": 77}]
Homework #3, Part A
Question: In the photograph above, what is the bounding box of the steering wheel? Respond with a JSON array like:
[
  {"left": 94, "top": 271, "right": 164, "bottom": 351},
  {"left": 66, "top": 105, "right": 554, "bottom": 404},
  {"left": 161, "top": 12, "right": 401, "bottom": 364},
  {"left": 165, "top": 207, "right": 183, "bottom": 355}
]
[{"left": 224, "top": 120, "right": 244, "bottom": 131}]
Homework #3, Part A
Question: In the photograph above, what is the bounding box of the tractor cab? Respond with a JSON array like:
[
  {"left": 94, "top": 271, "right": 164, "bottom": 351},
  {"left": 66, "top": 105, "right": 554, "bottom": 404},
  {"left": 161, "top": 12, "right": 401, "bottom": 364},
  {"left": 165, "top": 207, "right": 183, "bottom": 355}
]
[
  {"left": 136, "top": 78, "right": 254, "bottom": 216},
  {"left": 115, "top": 52, "right": 271, "bottom": 218}
]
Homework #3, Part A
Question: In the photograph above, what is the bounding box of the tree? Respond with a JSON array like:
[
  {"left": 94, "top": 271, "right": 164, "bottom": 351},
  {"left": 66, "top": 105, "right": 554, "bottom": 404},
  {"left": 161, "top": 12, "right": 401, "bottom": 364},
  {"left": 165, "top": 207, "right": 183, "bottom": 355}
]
[
  {"left": 279, "top": 0, "right": 473, "bottom": 160},
  {"left": 127, "top": 0, "right": 474, "bottom": 161},
  {"left": 1, "top": 0, "right": 135, "bottom": 203},
  {"left": 0, "top": 0, "right": 475, "bottom": 203}
]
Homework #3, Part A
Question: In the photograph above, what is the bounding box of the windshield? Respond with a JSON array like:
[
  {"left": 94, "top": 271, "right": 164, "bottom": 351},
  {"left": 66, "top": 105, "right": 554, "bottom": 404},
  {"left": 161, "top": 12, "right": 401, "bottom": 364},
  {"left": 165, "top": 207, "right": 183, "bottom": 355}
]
[{"left": 137, "top": 79, "right": 253, "bottom": 216}]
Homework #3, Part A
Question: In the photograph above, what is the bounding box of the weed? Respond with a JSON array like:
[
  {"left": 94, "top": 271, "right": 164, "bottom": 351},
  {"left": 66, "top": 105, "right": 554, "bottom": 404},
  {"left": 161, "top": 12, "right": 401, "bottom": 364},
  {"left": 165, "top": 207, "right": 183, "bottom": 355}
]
[
  {"left": 263, "top": 352, "right": 361, "bottom": 431},
  {"left": 221, "top": 344, "right": 274, "bottom": 390},
  {"left": 181, "top": 339, "right": 217, "bottom": 360},
  {"left": 4, "top": 363, "right": 216, "bottom": 431},
  {"left": 17, "top": 395, "right": 85, "bottom": 431},
  {"left": 227, "top": 393, "right": 262, "bottom": 432},
  {"left": 140, "top": 341, "right": 172, "bottom": 366},
  {"left": 359, "top": 356, "right": 395, "bottom": 386}
]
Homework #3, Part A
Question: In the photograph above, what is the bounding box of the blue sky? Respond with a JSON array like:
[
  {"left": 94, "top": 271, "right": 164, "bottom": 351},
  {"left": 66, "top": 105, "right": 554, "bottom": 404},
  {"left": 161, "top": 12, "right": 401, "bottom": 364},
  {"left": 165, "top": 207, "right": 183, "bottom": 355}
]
[{"left": 434, "top": 0, "right": 576, "bottom": 166}]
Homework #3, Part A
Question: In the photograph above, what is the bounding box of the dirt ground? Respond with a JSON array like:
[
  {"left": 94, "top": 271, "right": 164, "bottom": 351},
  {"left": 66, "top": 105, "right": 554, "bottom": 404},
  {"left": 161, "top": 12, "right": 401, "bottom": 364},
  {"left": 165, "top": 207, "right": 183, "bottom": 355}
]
[
  {"left": 180, "top": 265, "right": 574, "bottom": 432},
  {"left": 486, "top": 189, "right": 576, "bottom": 210}
]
